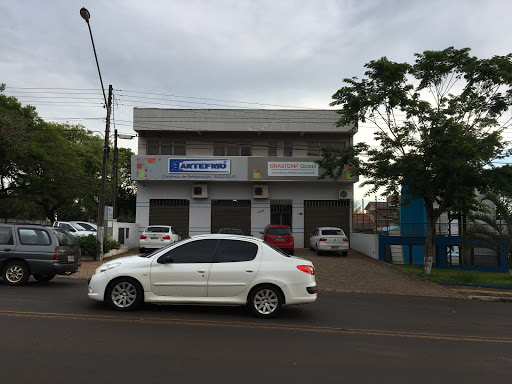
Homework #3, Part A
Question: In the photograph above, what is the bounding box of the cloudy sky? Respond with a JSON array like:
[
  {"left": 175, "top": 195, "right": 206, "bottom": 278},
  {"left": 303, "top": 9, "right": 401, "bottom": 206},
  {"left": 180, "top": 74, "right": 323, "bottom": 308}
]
[{"left": 1, "top": 0, "right": 511, "bottom": 200}]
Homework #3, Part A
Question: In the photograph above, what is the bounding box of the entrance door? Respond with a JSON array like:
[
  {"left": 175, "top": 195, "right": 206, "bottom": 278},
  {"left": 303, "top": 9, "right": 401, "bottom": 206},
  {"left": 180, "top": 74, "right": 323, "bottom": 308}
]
[
  {"left": 270, "top": 200, "right": 292, "bottom": 228},
  {"left": 304, "top": 200, "right": 351, "bottom": 244},
  {"left": 211, "top": 200, "right": 251, "bottom": 235},
  {"left": 149, "top": 199, "right": 190, "bottom": 238}
]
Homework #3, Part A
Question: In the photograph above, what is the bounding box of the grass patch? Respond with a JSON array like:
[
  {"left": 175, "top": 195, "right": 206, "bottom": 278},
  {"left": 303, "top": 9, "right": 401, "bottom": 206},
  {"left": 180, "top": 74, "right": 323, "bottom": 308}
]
[{"left": 395, "top": 265, "right": 512, "bottom": 286}]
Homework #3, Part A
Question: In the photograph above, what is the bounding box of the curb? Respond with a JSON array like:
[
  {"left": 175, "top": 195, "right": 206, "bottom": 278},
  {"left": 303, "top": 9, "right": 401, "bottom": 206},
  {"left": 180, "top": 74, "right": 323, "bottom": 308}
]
[
  {"left": 467, "top": 295, "right": 512, "bottom": 303},
  {"left": 439, "top": 281, "right": 512, "bottom": 290}
]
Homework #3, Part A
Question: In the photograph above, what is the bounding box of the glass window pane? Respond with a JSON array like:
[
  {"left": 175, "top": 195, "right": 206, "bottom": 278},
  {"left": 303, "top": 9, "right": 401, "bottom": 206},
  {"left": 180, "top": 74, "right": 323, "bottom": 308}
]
[
  {"left": 268, "top": 141, "right": 277, "bottom": 156},
  {"left": 0, "top": 228, "right": 13, "bottom": 245},
  {"left": 160, "top": 140, "right": 173, "bottom": 155},
  {"left": 240, "top": 142, "right": 251, "bottom": 156},
  {"left": 174, "top": 140, "right": 186, "bottom": 155},
  {"left": 226, "top": 144, "right": 238, "bottom": 156},
  {"left": 213, "top": 143, "right": 225, "bottom": 156},
  {"left": 217, "top": 240, "right": 258, "bottom": 262},
  {"left": 332, "top": 142, "right": 346, "bottom": 149},
  {"left": 284, "top": 141, "right": 293, "bottom": 157},
  {"left": 18, "top": 229, "right": 51, "bottom": 245},
  {"left": 307, "top": 142, "right": 319, "bottom": 156},
  {"left": 147, "top": 140, "right": 160, "bottom": 155},
  {"left": 164, "top": 239, "right": 218, "bottom": 263}
]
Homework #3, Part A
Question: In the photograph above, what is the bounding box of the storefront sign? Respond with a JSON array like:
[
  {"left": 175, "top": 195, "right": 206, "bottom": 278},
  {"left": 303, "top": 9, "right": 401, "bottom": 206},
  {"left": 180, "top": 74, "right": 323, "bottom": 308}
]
[
  {"left": 169, "top": 159, "right": 231, "bottom": 174},
  {"left": 268, "top": 162, "right": 318, "bottom": 176}
]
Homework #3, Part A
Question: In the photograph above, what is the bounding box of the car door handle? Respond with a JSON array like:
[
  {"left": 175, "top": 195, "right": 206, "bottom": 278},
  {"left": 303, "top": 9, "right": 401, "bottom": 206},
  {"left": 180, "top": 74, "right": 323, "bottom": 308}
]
[
  {"left": 2, "top": 248, "right": 12, "bottom": 252},
  {"left": 246, "top": 269, "right": 254, "bottom": 273},
  {"left": 198, "top": 269, "right": 206, "bottom": 274}
]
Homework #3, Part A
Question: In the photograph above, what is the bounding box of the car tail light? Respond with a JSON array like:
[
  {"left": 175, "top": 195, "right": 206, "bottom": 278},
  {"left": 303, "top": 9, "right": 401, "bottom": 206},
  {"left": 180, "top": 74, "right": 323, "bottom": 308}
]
[
  {"left": 162, "top": 235, "right": 171, "bottom": 240},
  {"left": 343, "top": 238, "right": 349, "bottom": 242},
  {"left": 140, "top": 235, "right": 147, "bottom": 239},
  {"left": 53, "top": 246, "right": 61, "bottom": 261},
  {"left": 319, "top": 238, "right": 327, "bottom": 242},
  {"left": 297, "top": 265, "right": 315, "bottom": 275}
]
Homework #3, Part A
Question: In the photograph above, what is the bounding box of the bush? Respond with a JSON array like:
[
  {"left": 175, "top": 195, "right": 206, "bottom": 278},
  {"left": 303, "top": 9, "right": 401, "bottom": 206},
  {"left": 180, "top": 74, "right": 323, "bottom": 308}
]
[
  {"left": 76, "top": 234, "right": 101, "bottom": 259},
  {"left": 76, "top": 235, "right": 122, "bottom": 260}
]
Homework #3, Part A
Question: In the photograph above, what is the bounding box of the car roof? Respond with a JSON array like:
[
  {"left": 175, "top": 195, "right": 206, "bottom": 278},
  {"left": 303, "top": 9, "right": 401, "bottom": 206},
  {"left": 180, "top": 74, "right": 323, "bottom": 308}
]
[
  {"left": 267, "top": 224, "right": 290, "bottom": 228},
  {"left": 145, "top": 225, "right": 172, "bottom": 228},
  {"left": 317, "top": 227, "right": 343, "bottom": 230},
  {"left": 191, "top": 233, "right": 265, "bottom": 243}
]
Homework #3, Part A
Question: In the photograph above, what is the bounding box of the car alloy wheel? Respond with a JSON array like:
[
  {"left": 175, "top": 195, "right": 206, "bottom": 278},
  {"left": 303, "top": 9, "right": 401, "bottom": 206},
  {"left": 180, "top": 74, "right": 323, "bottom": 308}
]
[
  {"left": 3, "top": 261, "right": 29, "bottom": 286},
  {"left": 249, "top": 285, "right": 283, "bottom": 318},
  {"left": 107, "top": 278, "right": 142, "bottom": 311}
]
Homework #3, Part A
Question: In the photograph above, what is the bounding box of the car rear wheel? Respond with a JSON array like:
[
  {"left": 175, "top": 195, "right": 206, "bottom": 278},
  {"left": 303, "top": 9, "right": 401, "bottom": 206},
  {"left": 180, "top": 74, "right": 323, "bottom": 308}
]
[
  {"left": 3, "top": 261, "right": 30, "bottom": 286},
  {"left": 315, "top": 244, "right": 321, "bottom": 255},
  {"left": 106, "top": 278, "right": 143, "bottom": 311},
  {"left": 248, "top": 285, "right": 283, "bottom": 319},
  {"left": 34, "top": 273, "right": 56, "bottom": 282},
  {"left": 139, "top": 247, "right": 145, "bottom": 253}
]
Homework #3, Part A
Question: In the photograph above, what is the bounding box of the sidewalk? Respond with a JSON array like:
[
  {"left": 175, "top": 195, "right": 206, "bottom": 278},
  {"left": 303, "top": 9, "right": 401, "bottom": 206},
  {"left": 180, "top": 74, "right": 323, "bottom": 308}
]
[{"left": 58, "top": 247, "right": 470, "bottom": 299}]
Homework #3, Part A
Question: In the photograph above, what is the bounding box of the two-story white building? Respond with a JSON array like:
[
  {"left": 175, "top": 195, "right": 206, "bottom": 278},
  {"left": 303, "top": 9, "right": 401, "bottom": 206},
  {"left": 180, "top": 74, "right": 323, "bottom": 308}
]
[{"left": 131, "top": 108, "right": 357, "bottom": 247}]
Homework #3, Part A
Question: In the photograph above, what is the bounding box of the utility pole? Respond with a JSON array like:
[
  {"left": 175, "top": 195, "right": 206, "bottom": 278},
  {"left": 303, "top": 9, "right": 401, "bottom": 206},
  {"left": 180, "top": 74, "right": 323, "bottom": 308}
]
[
  {"left": 97, "top": 84, "right": 113, "bottom": 260},
  {"left": 112, "top": 128, "right": 118, "bottom": 220}
]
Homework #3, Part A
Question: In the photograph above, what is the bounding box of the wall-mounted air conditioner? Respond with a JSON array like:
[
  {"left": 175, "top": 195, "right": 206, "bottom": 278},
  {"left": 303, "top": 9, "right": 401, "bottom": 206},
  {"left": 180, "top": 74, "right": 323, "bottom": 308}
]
[
  {"left": 338, "top": 190, "right": 353, "bottom": 199},
  {"left": 253, "top": 184, "right": 269, "bottom": 199},
  {"left": 192, "top": 184, "right": 208, "bottom": 199}
]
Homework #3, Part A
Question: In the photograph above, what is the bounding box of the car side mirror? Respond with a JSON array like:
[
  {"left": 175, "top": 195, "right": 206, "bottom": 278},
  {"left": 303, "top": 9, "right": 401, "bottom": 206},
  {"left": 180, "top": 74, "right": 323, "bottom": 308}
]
[{"left": 157, "top": 254, "right": 173, "bottom": 264}]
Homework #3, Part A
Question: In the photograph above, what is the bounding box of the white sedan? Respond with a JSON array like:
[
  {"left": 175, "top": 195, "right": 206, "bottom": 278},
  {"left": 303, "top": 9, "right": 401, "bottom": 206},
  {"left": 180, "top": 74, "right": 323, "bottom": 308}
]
[
  {"left": 88, "top": 234, "right": 317, "bottom": 318},
  {"left": 139, "top": 225, "right": 181, "bottom": 253},
  {"left": 309, "top": 227, "right": 349, "bottom": 256}
]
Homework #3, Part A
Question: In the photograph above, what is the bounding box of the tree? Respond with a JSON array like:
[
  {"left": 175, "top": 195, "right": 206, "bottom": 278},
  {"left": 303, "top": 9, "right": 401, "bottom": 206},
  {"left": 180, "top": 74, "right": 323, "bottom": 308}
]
[
  {"left": 115, "top": 147, "right": 136, "bottom": 222},
  {"left": 321, "top": 47, "right": 512, "bottom": 274}
]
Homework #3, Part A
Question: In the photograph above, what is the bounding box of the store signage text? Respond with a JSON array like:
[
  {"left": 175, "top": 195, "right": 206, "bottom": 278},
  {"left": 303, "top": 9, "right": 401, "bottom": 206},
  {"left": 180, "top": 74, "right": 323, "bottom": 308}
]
[
  {"left": 169, "top": 159, "right": 231, "bottom": 174},
  {"left": 268, "top": 162, "right": 318, "bottom": 176}
]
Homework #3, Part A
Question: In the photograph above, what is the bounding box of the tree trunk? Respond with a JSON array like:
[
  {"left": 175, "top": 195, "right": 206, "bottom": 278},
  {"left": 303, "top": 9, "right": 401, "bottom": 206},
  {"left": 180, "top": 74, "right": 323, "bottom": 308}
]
[{"left": 424, "top": 201, "right": 437, "bottom": 275}]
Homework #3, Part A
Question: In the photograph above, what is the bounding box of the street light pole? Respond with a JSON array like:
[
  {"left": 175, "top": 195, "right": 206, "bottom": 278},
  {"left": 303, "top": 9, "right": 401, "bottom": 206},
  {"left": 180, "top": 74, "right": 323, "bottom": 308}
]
[
  {"left": 112, "top": 128, "right": 118, "bottom": 221},
  {"left": 80, "top": 7, "right": 111, "bottom": 260}
]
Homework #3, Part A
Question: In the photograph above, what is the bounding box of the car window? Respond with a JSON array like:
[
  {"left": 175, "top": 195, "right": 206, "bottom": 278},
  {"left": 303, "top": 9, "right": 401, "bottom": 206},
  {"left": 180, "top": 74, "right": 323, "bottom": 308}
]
[
  {"left": 268, "top": 227, "right": 291, "bottom": 236},
  {"left": 161, "top": 239, "right": 218, "bottom": 263},
  {"left": 322, "top": 229, "right": 344, "bottom": 236},
  {"left": 217, "top": 240, "right": 258, "bottom": 262},
  {"left": 18, "top": 228, "right": 52, "bottom": 245},
  {"left": 0, "top": 227, "right": 14, "bottom": 245},
  {"left": 265, "top": 242, "right": 291, "bottom": 257},
  {"left": 77, "top": 222, "right": 95, "bottom": 231},
  {"left": 146, "top": 226, "right": 170, "bottom": 233},
  {"left": 53, "top": 229, "right": 75, "bottom": 246},
  {"left": 171, "top": 228, "right": 177, "bottom": 234}
]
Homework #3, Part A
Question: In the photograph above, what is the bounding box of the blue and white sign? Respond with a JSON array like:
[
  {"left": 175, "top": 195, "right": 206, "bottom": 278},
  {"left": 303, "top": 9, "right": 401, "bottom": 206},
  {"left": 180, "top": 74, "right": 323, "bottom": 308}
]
[{"left": 168, "top": 158, "right": 231, "bottom": 174}]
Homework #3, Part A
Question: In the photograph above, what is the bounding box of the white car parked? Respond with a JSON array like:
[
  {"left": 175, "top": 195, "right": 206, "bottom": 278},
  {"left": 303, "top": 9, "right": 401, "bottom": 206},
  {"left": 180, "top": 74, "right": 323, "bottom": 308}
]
[
  {"left": 88, "top": 234, "right": 317, "bottom": 318},
  {"left": 52, "top": 221, "right": 97, "bottom": 237},
  {"left": 309, "top": 227, "right": 349, "bottom": 256},
  {"left": 139, "top": 225, "right": 181, "bottom": 253}
]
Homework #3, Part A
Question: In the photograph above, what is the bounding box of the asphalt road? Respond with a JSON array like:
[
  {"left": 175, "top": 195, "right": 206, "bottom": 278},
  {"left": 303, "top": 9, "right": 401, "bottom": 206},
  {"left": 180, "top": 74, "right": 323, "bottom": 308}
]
[{"left": 1, "top": 279, "right": 512, "bottom": 383}]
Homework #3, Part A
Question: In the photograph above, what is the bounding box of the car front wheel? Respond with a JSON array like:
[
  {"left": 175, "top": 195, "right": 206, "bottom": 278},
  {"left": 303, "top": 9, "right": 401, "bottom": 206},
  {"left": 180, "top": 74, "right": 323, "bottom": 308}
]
[
  {"left": 3, "top": 261, "right": 30, "bottom": 286},
  {"left": 248, "top": 285, "right": 283, "bottom": 319},
  {"left": 106, "top": 278, "right": 143, "bottom": 311}
]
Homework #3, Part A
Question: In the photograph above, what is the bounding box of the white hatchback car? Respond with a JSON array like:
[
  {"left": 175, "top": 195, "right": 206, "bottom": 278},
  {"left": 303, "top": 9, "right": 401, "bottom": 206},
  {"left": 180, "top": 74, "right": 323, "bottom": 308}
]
[
  {"left": 139, "top": 225, "right": 181, "bottom": 253},
  {"left": 88, "top": 234, "right": 317, "bottom": 318},
  {"left": 309, "top": 227, "right": 349, "bottom": 256}
]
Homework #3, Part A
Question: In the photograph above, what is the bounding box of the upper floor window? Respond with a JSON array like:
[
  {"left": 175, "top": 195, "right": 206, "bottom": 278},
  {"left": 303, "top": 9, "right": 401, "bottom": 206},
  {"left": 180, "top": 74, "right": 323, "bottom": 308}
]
[
  {"left": 147, "top": 140, "right": 186, "bottom": 155},
  {"left": 283, "top": 141, "right": 293, "bottom": 157},
  {"left": 214, "top": 142, "right": 252, "bottom": 156},
  {"left": 307, "top": 142, "right": 346, "bottom": 156},
  {"left": 268, "top": 141, "right": 277, "bottom": 156}
]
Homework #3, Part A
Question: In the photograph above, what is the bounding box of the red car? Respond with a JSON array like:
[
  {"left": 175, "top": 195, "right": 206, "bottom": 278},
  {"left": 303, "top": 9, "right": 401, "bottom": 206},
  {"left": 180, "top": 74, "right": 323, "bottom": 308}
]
[{"left": 260, "top": 225, "right": 294, "bottom": 255}]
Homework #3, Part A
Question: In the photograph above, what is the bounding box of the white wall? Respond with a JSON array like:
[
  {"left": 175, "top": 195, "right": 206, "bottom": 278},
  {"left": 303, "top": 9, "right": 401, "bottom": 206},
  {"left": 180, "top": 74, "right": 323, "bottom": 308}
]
[{"left": 351, "top": 233, "right": 379, "bottom": 259}]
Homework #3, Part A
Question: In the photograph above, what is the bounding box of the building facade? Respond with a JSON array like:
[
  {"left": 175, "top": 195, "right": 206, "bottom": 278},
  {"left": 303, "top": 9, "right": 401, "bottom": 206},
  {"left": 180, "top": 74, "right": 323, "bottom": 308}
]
[{"left": 131, "top": 108, "right": 357, "bottom": 247}]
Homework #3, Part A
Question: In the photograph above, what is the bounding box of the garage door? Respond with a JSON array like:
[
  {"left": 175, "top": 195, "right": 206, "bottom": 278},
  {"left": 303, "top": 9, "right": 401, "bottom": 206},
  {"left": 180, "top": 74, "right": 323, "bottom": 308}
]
[
  {"left": 304, "top": 200, "right": 351, "bottom": 245},
  {"left": 211, "top": 200, "right": 251, "bottom": 235},
  {"left": 149, "top": 199, "right": 190, "bottom": 238}
]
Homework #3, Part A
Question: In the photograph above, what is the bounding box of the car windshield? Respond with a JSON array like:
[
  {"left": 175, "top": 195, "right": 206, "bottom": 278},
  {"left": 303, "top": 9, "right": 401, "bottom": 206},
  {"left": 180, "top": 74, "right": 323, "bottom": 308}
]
[
  {"left": 268, "top": 228, "right": 291, "bottom": 236},
  {"left": 145, "top": 226, "right": 170, "bottom": 233},
  {"left": 77, "top": 223, "right": 96, "bottom": 231},
  {"left": 73, "top": 223, "right": 87, "bottom": 231},
  {"left": 322, "top": 229, "right": 344, "bottom": 236},
  {"left": 139, "top": 239, "right": 187, "bottom": 258}
]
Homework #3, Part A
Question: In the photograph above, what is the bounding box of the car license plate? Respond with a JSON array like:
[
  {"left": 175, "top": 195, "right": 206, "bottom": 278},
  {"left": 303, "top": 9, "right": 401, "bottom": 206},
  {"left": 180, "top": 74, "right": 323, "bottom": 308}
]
[
  {"left": 276, "top": 238, "right": 284, "bottom": 241},
  {"left": 68, "top": 255, "right": 75, "bottom": 262},
  {"left": 151, "top": 236, "right": 158, "bottom": 240},
  {"left": 331, "top": 247, "right": 339, "bottom": 250}
]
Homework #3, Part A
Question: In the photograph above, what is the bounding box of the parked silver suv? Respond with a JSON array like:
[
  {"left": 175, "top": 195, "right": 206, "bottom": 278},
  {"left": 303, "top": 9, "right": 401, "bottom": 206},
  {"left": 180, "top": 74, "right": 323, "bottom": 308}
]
[{"left": 0, "top": 224, "right": 81, "bottom": 285}]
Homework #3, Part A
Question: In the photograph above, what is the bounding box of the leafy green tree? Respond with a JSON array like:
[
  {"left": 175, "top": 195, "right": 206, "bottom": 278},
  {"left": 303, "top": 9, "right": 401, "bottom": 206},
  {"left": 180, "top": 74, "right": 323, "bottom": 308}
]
[
  {"left": 322, "top": 47, "right": 512, "bottom": 274},
  {"left": 115, "top": 147, "right": 136, "bottom": 222}
]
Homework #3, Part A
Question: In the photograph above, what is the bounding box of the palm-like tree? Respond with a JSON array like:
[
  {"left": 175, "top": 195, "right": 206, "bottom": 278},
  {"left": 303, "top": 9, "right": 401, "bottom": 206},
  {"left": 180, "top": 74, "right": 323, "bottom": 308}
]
[{"left": 466, "top": 194, "right": 511, "bottom": 271}]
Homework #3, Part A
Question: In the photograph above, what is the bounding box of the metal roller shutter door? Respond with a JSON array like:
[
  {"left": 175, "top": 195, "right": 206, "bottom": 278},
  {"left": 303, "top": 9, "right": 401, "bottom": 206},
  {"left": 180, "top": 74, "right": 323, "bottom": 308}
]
[
  {"left": 149, "top": 199, "right": 190, "bottom": 238},
  {"left": 211, "top": 200, "right": 251, "bottom": 235},
  {"left": 304, "top": 200, "right": 351, "bottom": 242}
]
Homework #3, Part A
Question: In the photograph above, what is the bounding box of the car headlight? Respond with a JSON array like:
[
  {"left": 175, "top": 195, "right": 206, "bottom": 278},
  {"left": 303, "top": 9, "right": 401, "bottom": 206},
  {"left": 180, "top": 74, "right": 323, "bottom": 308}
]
[{"left": 94, "top": 262, "right": 121, "bottom": 275}]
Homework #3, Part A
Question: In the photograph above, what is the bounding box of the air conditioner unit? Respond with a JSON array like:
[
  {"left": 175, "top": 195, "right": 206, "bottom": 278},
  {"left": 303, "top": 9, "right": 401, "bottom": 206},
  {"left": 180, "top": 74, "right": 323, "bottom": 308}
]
[
  {"left": 253, "top": 184, "right": 269, "bottom": 199},
  {"left": 192, "top": 184, "right": 208, "bottom": 199},
  {"left": 338, "top": 190, "right": 353, "bottom": 199}
]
